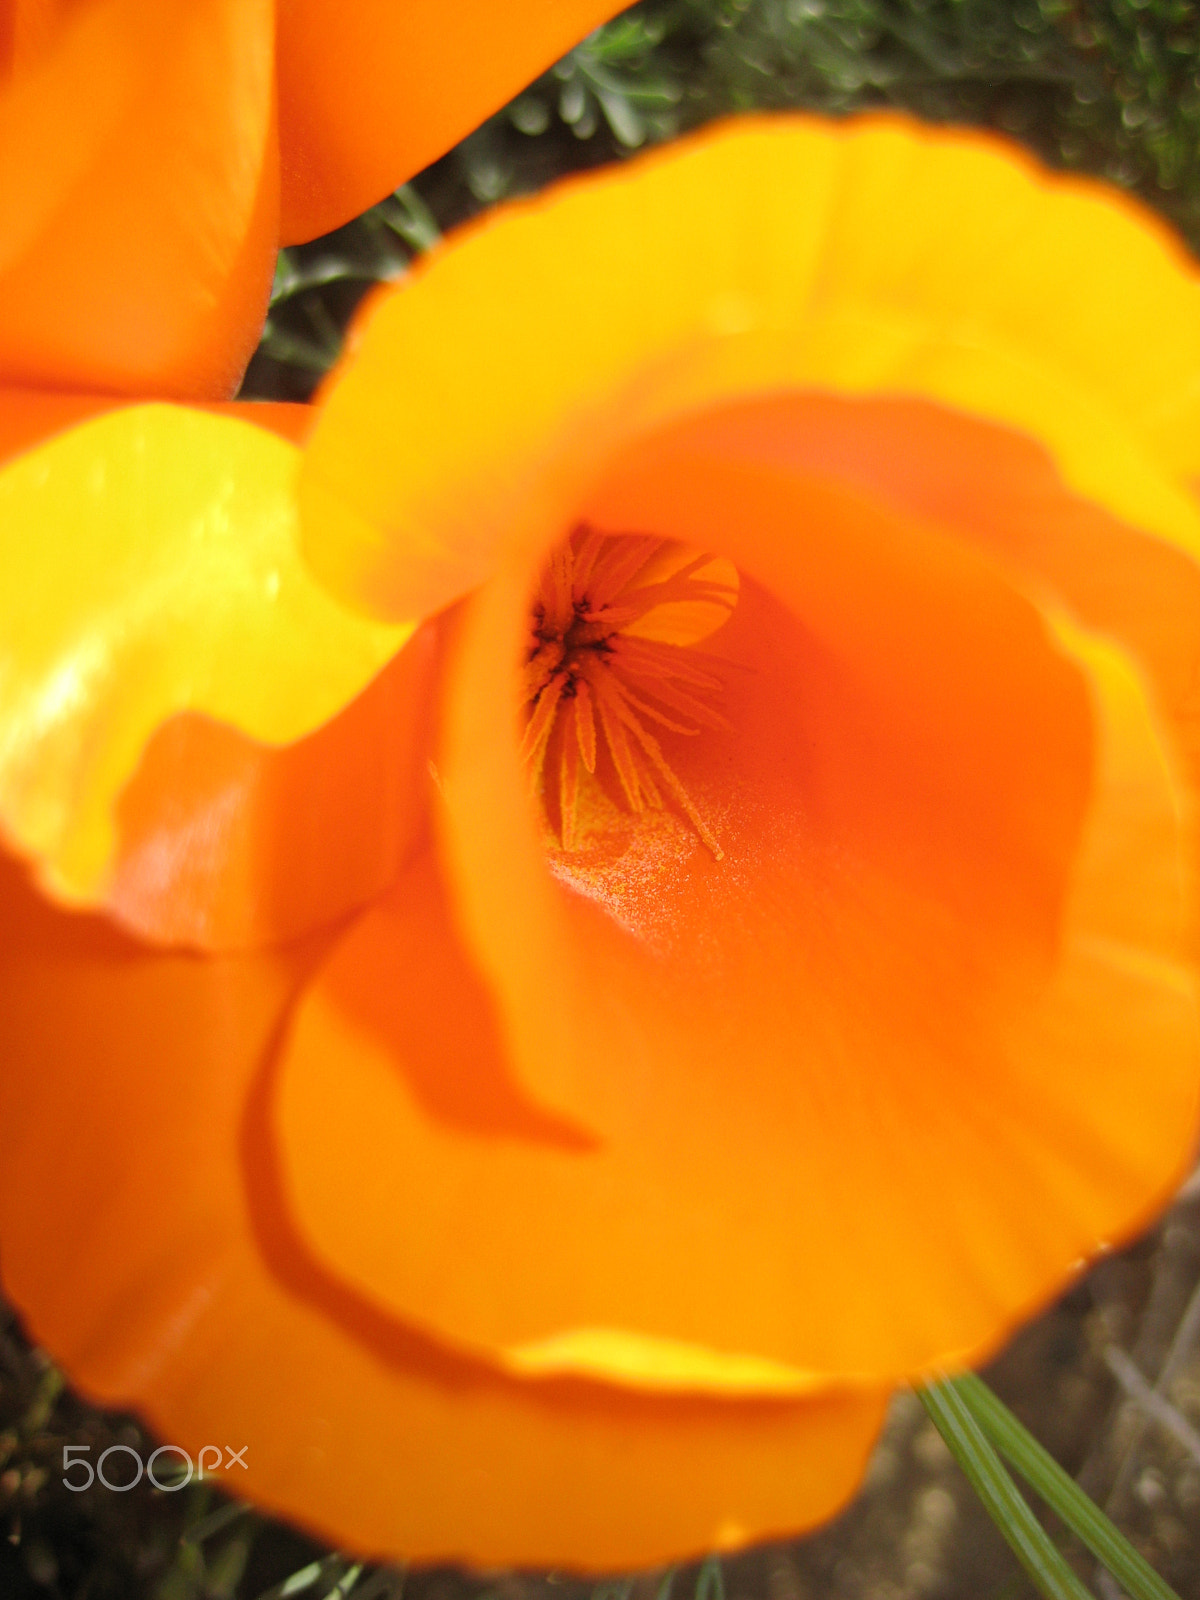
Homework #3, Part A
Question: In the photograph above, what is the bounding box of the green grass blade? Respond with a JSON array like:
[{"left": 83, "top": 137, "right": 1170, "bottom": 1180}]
[
  {"left": 918, "top": 1380, "right": 1096, "bottom": 1600},
  {"left": 694, "top": 1558, "right": 724, "bottom": 1600},
  {"left": 951, "top": 1372, "right": 1182, "bottom": 1600}
]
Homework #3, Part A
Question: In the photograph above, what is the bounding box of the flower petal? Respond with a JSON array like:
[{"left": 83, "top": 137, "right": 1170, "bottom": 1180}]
[
  {"left": 100, "top": 394, "right": 432, "bottom": 952},
  {"left": 276, "top": 419, "right": 1198, "bottom": 1387},
  {"left": 275, "top": 0, "right": 628, "bottom": 245},
  {"left": 0, "top": 851, "right": 886, "bottom": 1569},
  {"left": 0, "top": 387, "right": 124, "bottom": 464},
  {"left": 0, "top": 0, "right": 278, "bottom": 398},
  {"left": 0, "top": 404, "right": 408, "bottom": 922},
  {"left": 651, "top": 391, "right": 1200, "bottom": 956},
  {"left": 298, "top": 115, "right": 1200, "bottom": 627},
  {"left": 0, "top": 388, "right": 314, "bottom": 469},
  {"left": 107, "top": 622, "right": 439, "bottom": 950}
]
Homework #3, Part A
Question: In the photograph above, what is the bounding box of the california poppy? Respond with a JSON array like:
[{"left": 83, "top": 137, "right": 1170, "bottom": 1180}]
[
  {"left": 0, "top": 115, "right": 1198, "bottom": 1569},
  {"left": 0, "top": 0, "right": 625, "bottom": 399}
]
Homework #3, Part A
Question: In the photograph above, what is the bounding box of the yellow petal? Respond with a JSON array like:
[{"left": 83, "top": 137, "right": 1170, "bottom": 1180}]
[{"left": 0, "top": 404, "right": 408, "bottom": 907}]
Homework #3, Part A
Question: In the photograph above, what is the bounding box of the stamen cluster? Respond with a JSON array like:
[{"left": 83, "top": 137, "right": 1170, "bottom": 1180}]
[{"left": 521, "top": 526, "right": 736, "bottom": 854}]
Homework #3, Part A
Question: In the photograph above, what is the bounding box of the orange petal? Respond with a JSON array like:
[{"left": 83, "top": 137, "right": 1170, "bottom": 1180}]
[
  {"left": 1, "top": 2, "right": 67, "bottom": 78},
  {"left": 0, "top": 386, "right": 124, "bottom": 464},
  {"left": 277, "top": 417, "right": 1198, "bottom": 1388},
  {"left": 0, "top": 851, "right": 886, "bottom": 1569},
  {"left": 0, "top": 0, "right": 278, "bottom": 399},
  {"left": 298, "top": 115, "right": 1200, "bottom": 628},
  {"left": 651, "top": 391, "right": 1200, "bottom": 952},
  {"left": 275, "top": 0, "right": 627, "bottom": 245},
  {"left": 205, "top": 397, "right": 316, "bottom": 448},
  {"left": 0, "top": 404, "right": 408, "bottom": 920},
  {"left": 0, "top": 388, "right": 314, "bottom": 469},
  {"left": 107, "top": 621, "right": 439, "bottom": 950}
]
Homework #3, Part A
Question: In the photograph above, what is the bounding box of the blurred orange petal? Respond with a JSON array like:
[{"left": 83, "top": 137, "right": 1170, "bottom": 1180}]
[
  {"left": 275, "top": 0, "right": 629, "bottom": 244},
  {"left": 1, "top": 0, "right": 627, "bottom": 396},
  {"left": 0, "top": 853, "right": 886, "bottom": 1569},
  {"left": 0, "top": 0, "right": 278, "bottom": 398}
]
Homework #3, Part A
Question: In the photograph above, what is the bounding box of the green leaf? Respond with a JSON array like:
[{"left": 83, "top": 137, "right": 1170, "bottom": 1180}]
[
  {"left": 694, "top": 1556, "right": 725, "bottom": 1600},
  {"left": 918, "top": 1379, "right": 1097, "bottom": 1600},
  {"left": 378, "top": 186, "right": 441, "bottom": 254},
  {"left": 950, "top": 1372, "right": 1182, "bottom": 1600}
]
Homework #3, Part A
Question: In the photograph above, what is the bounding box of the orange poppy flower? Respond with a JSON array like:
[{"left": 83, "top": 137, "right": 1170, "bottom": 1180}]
[
  {"left": 1, "top": 114, "right": 1199, "bottom": 1570},
  {"left": 0, "top": 0, "right": 624, "bottom": 399}
]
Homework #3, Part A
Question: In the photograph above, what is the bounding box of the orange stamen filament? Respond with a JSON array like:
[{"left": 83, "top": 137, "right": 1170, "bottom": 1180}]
[{"left": 522, "top": 526, "right": 736, "bottom": 857}]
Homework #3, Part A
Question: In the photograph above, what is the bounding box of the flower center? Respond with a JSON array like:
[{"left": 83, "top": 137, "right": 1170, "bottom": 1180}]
[{"left": 521, "top": 525, "right": 737, "bottom": 855}]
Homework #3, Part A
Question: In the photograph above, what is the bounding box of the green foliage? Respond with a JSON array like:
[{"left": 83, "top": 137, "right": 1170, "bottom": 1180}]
[
  {"left": 920, "top": 1378, "right": 1098, "bottom": 1600},
  {"left": 244, "top": 0, "right": 1200, "bottom": 398},
  {"left": 921, "top": 1375, "right": 1184, "bottom": 1600}
]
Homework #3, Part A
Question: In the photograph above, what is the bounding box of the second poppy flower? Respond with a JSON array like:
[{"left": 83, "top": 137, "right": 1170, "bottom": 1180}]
[{"left": 0, "top": 0, "right": 625, "bottom": 398}]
